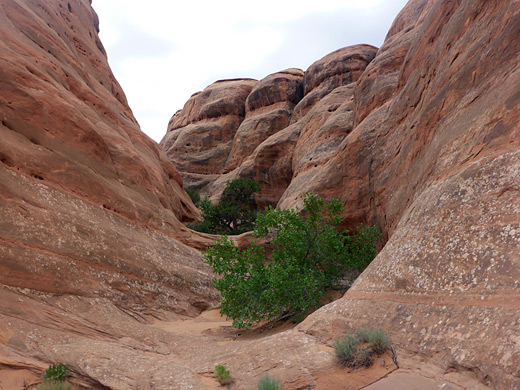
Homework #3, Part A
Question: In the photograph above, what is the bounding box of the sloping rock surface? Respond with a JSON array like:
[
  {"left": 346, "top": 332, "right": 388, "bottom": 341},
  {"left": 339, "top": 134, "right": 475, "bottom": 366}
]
[
  {"left": 0, "top": 0, "right": 219, "bottom": 387},
  {"left": 287, "top": 1, "right": 520, "bottom": 389}
]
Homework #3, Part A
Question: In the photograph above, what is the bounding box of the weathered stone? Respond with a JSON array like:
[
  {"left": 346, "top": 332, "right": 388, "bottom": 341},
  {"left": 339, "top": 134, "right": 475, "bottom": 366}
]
[
  {"left": 2, "top": 0, "right": 519, "bottom": 389},
  {"left": 224, "top": 69, "right": 304, "bottom": 172},
  {"left": 161, "top": 78, "right": 257, "bottom": 191}
]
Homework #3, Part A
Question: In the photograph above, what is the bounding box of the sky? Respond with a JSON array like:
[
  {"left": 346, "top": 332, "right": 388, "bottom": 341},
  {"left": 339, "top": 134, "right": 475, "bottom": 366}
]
[{"left": 92, "top": 0, "right": 410, "bottom": 142}]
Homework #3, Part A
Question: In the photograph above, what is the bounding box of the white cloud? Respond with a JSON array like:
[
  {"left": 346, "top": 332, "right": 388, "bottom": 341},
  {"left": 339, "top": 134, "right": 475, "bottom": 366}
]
[{"left": 93, "top": 0, "right": 409, "bottom": 142}]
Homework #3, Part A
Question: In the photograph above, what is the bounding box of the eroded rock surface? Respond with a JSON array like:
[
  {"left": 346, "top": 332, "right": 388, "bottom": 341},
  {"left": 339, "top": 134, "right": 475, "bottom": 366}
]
[
  {"left": 163, "top": 45, "right": 377, "bottom": 205},
  {"left": 291, "top": 1, "right": 520, "bottom": 389},
  {"left": 161, "top": 78, "right": 257, "bottom": 192},
  {"left": 0, "top": 0, "right": 218, "bottom": 387},
  {"left": 1, "top": 0, "right": 519, "bottom": 389}
]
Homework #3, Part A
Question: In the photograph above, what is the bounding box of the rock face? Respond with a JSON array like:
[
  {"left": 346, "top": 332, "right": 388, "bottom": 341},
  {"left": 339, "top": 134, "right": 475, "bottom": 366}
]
[
  {"left": 161, "top": 45, "right": 378, "bottom": 205},
  {"left": 162, "top": 78, "right": 257, "bottom": 192},
  {"left": 0, "top": 0, "right": 219, "bottom": 387},
  {"left": 288, "top": 1, "right": 520, "bottom": 389},
  {"left": 1, "top": 0, "right": 519, "bottom": 389}
]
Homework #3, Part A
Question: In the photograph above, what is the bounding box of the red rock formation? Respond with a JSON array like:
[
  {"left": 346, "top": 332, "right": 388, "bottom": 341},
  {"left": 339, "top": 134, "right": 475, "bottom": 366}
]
[
  {"left": 0, "top": 0, "right": 219, "bottom": 386},
  {"left": 1, "top": 0, "right": 519, "bottom": 389},
  {"left": 223, "top": 68, "right": 304, "bottom": 173},
  {"left": 289, "top": 1, "right": 520, "bottom": 389},
  {"left": 165, "top": 45, "right": 376, "bottom": 207},
  {"left": 161, "top": 78, "right": 257, "bottom": 192},
  {"left": 163, "top": 0, "right": 520, "bottom": 388}
]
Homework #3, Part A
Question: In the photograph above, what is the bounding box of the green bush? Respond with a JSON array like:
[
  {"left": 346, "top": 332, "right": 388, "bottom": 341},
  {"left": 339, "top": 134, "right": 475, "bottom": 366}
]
[
  {"left": 359, "top": 328, "right": 390, "bottom": 355},
  {"left": 204, "top": 193, "right": 380, "bottom": 328},
  {"left": 257, "top": 374, "right": 281, "bottom": 390},
  {"left": 186, "top": 188, "right": 201, "bottom": 206},
  {"left": 43, "top": 363, "right": 70, "bottom": 382},
  {"left": 214, "top": 364, "right": 232, "bottom": 386},
  {"left": 190, "top": 179, "right": 261, "bottom": 235},
  {"left": 333, "top": 334, "right": 359, "bottom": 365},
  {"left": 334, "top": 328, "right": 390, "bottom": 368}
]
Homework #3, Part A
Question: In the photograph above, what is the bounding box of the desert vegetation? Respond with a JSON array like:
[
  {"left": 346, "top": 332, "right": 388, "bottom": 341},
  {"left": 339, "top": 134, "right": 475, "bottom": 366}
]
[
  {"left": 37, "top": 363, "right": 74, "bottom": 390},
  {"left": 257, "top": 374, "right": 281, "bottom": 390},
  {"left": 204, "top": 193, "right": 380, "bottom": 328},
  {"left": 334, "top": 328, "right": 391, "bottom": 368},
  {"left": 189, "top": 178, "right": 261, "bottom": 235},
  {"left": 214, "top": 364, "right": 232, "bottom": 386}
]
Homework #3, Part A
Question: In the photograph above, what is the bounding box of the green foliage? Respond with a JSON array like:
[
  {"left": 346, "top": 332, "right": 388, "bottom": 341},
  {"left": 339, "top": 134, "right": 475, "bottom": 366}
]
[
  {"left": 333, "top": 334, "right": 359, "bottom": 365},
  {"left": 362, "top": 328, "right": 390, "bottom": 355},
  {"left": 257, "top": 374, "right": 281, "bottom": 390},
  {"left": 43, "top": 363, "right": 70, "bottom": 382},
  {"left": 204, "top": 193, "right": 380, "bottom": 328},
  {"left": 190, "top": 179, "right": 261, "bottom": 235},
  {"left": 37, "top": 381, "right": 73, "bottom": 390},
  {"left": 357, "top": 348, "right": 373, "bottom": 367},
  {"left": 186, "top": 188, "right": 201, "bottom": 206},
  {"left": 214, "top": 364, "right": 232, "bottom": 386},
  {"left": 334, "top": 328, "right": 390, "bottom": 368}
]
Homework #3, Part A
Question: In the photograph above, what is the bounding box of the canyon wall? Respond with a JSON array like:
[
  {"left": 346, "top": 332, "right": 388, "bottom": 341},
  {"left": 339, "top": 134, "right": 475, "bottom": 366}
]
[
  {"left": 0, "top": 1, "right": 219, "bottom": 387},
  {"left": 0, "top": 0, "right": 518, "bottom": 389}
]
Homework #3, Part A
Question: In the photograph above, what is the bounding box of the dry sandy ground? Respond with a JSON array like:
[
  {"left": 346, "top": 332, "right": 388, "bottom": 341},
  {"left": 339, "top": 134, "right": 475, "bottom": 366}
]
[
  {"left": 150, "top": 309, "right": 492, "bottom": 390},
  {"left": 3, "top": 308, "right": 490, "bottom": 389}
]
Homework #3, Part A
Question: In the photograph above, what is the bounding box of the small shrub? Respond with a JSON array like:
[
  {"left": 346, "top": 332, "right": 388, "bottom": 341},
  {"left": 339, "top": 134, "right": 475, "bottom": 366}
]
[
  {"left": 333, "top": 334, "right": 359, "bottom": 365},
  {"left": 43, "top": 363, "right": 70, "bottom": 382},
  {"left": 353, "top": 328, "right": 371, "bottom": 342},
  {"left": 334, "top": 329, "right": 390, "bottom": 368},
  {"left": 257, "top": 374, "right": 281, "bottom": 390},
  {"left": 214, "top": 364, "right": 232, "bottom": 386},
  {"left": 37, "top": 380, "right": 73, "bottom": 390},
  {"left": 366, "top": 329, "right": 390, "bottom": 355},
  {"left": 357, "top": 348, "right": 373, "bottom": 367},
  {"left": 186, "top": 188, "right": 200, "bottom": 206},
  {"left": 190, "top": 179, "right": 261, "bottom": 235}
]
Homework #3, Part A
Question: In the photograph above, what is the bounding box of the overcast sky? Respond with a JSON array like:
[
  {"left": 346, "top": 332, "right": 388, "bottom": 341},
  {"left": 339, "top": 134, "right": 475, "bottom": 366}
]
[{"left": 92, "top": 0, "right": 409, "bottom": 142}]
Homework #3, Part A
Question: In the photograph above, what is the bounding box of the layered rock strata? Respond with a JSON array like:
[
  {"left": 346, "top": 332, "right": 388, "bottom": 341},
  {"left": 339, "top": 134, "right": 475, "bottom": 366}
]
[
  {"left": 0, "top": 0, "right": 219, "bottom": 386},
  {"left": 161, "top": 45, "right": 378, "bottom": 206}
]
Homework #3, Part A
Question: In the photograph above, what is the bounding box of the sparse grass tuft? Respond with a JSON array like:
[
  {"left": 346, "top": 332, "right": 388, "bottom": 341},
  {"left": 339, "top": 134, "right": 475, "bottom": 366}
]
[
  {"left": 333, "top": 334, "right": 359, "bottom": 365},
  {"left": 334, "top": 328, "right": 391, "bottom": 368},
  {"left": 366, "top": 329, "right": 390, "bottom": 355},
  {"left": 257, "top": 374, "right": 281, "bottom": 390}
]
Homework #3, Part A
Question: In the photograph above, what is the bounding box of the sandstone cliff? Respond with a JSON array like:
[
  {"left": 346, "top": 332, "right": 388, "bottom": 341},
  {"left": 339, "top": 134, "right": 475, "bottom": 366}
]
[
  {"left": 163, "top": 0, "right": 520, "bottom": 388},
  {"left": 0, "top": 1, "right": 219, "bottom": 387},
  {"left": 1, "top": 0, "right": 519, "bottom": 389}
]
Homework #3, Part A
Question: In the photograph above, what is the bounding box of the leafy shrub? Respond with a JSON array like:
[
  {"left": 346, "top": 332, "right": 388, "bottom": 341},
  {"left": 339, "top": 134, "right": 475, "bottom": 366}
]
[
  {"left": 186, "top": 188, "right": 200, "bottom": 206},
  {"left": 257, "top": 374, "right": 281, "bottom": 390},
  {"left": 190, "top": 179, "right": 261, "bottom": 235},
  {"left": 357, "top": 348, "right": 374, "bottom": 367},
  {"left": 214, "top": 364, "right": 232, "bottom": 386},
  {"left": 204, "top": 193, "right": 380, "bottom": 328},
  {"left": 334, "top": 328, "right": 390, "bottom": 368},
  {"left": 43, "top": 363, "right": 70, "bottom": 382}
]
